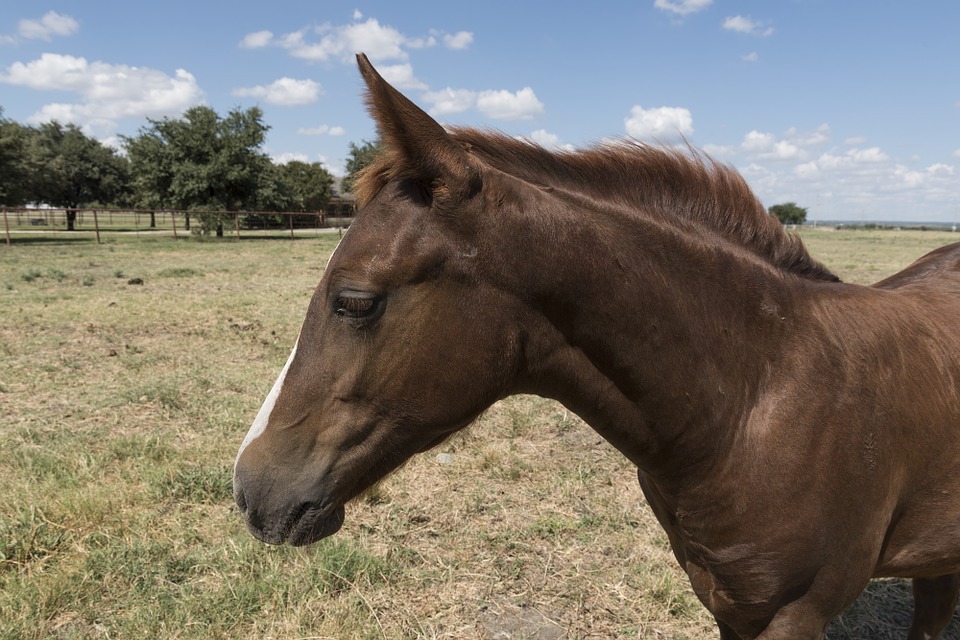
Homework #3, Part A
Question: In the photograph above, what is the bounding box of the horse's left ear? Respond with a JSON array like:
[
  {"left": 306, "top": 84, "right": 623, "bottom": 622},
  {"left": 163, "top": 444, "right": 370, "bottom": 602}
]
[{"left": 356, "top": 53, "right": 481, "bottom": 201}]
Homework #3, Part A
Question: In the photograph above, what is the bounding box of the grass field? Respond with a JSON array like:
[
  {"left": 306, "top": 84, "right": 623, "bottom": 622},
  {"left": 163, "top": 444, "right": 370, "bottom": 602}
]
[{"left": 1, "top": 227, "right": 959, "bottom": 639}]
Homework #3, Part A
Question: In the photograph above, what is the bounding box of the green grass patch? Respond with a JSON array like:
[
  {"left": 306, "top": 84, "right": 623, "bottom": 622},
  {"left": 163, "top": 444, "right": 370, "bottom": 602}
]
[
  {"left": 152, "top": 464, "right": 233, "bottom": 504},
  {"left": 0, "top": 505, "right": 71, "bottom": 573}
]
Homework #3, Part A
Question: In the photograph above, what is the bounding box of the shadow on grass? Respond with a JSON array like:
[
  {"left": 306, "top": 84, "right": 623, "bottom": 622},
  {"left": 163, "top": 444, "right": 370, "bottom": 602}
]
[
  {"left": 826, "top": 578, "right": 960, "bottom": 639},
  {"left": 4, "top": 236, "right": 100, "bottom": 246}
]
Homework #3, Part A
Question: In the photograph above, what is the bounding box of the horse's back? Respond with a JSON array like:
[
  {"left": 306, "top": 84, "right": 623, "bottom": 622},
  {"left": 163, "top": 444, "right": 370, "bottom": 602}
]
[{"left": 873, "top": 241, "right": 960, "bottom": 290}]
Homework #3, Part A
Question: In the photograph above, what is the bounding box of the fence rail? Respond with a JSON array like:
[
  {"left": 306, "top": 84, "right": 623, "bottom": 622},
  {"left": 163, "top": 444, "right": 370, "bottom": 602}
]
[{"left": 2, "top": 207, "right": 353, "bottom": 245}]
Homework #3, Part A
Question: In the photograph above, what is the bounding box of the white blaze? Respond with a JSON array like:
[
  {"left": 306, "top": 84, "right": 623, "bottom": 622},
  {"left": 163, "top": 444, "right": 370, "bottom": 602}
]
[
  {"left": 235, "top": 336, "right": 299, "bottom": 467},
  {"left": 235, "top": 231, "right": 350, "bottom": 468}
]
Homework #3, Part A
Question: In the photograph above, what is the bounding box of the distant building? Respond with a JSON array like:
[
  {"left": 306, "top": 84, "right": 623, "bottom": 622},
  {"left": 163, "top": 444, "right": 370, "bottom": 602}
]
[{"left": 324, "top": 178, "right": 357, "bottom": 224}]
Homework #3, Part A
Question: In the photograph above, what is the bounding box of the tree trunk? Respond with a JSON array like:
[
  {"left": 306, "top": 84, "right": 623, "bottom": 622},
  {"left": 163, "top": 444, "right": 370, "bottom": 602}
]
[
  {"left": 66, "top": 209, "right": 77, "bottom": 231},
  {"left": 149, "top": 212, "right": 156, "bottom": 228},
  {"left": 184, "top": 213, "right": 190, "bottom": 231}
]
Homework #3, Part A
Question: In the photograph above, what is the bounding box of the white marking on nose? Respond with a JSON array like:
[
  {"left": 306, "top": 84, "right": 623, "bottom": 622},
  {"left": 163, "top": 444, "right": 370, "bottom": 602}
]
[
  {"left": 235, "top": 336, "right": 299, "bottom": 467},
  {"left": 235, "top": 232, "right": 350, "bottom": 469}
]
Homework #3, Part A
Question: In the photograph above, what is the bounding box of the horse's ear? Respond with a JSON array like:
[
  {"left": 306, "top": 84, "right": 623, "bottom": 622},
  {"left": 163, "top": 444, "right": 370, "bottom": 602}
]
[{"left": 356, "top": 53, "right": 480, "bottom": 200}]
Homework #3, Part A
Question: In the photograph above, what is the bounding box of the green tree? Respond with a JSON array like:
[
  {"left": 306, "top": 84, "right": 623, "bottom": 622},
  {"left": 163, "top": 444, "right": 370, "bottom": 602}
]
[
  {"left": 769, "top": 202, "right": 808, "bottom": 225},
  {"left": 124, "top": 106, "right": 276, "bottom": 236},
  {"left": 0, "top": 109, "right": 32, "bottom": 206},
  {"left": 276, "top": 160, "right": 333, "bottom": 212},
  {"left": 340, "top": 139, "right": 382, "bottom": 194},
  {"left": 28, "top": 122, "right": 129, "bottom": 230}
]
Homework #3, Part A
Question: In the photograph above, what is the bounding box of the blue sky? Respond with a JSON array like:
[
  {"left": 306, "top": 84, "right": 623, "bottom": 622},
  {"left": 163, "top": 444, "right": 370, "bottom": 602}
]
[{"left": 1, "top": 1, "right": 958, "bottom": 221}]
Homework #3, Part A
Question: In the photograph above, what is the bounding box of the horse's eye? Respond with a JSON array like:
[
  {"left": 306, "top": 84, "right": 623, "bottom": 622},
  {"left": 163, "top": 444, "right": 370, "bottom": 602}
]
[{"left": 334, "top": 293, "right": 379, "bottom": 319}]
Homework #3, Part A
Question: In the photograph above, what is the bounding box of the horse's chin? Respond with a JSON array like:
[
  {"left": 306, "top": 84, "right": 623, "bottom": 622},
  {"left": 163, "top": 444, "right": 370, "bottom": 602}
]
[
  {"left": 288, "top": 504, "right": 346, "bottom": 546},
  {"left": 246, "top": 504, "right": 346, "bottom": 547}
]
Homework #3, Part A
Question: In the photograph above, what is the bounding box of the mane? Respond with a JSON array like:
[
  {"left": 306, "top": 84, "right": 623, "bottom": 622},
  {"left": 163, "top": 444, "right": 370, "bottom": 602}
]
[{"left": 357, "top": 128, "right": 839, "bottom": 283}]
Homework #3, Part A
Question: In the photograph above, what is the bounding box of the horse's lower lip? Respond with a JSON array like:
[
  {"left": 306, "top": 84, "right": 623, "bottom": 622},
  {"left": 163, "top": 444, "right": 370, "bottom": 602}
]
[{"left": 288, "top": 504, "right": 345, "bottom": 546}]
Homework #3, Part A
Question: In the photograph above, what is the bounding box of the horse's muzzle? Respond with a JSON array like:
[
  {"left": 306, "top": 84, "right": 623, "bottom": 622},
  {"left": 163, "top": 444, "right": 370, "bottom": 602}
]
[{"left": 233, "top": 468, "right": 345, "bottom": 546}]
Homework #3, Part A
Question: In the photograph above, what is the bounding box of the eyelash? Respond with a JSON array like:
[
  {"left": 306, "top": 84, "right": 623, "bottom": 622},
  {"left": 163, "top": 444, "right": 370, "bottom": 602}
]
[{"left": 334, "top": 294, "right": 380, "bottom": 319}]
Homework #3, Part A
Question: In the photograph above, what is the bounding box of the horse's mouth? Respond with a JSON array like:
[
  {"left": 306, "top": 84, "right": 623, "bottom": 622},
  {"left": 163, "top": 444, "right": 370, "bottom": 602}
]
[
  {"left": 287, "top": 504, "right": 346, "bottom": 546},
  {"left": 245, "top": 503, "right": 346, "bottom": 546}
]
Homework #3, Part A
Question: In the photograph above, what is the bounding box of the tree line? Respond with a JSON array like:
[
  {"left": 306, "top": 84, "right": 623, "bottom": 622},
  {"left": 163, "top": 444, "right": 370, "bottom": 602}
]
[{"left": 0, "top": 105, "right": 381, "bottom": 235}]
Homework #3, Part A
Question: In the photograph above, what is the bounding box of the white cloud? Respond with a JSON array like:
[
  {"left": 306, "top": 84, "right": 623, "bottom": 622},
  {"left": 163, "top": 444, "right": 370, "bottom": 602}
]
[
  {"left": 741, "top": 52, "right": 759, "bottom": 63},
  {"left": 477, "top": 87, "right": 544, "bottom": 120},
  {"left": 243, "top": 20, "right": 400, "bottom": 63},
  {"left": 953, "top": 149, "right": 960, "bottom": 159},
  {"left": 297, "top": 124, "right": 346, "bottom": 136},
  {"left": 736, "top": 125, "right": 831, "bottom": 162},
  {"left": 723, "top": 15, "right": 774, "bottom": 37},
  {"left": 259, "top": 18, "right": 419, "bottom": 63},
  {"left": 422, "top": 86, "right": 544, "bottom": 121},
  {"left": 530, "top": 129, "right": 575, "bottom": 151},
  {"left": 742, "top": 130, "right": 776, "bottom": 153},
  {"left": 794, "top": 161, "right": 820, "bottom": 179},
  {"left": 926, "top": 163, "right": 955, "bottom": 176},
  {"left": 654, "top": 0, "right": 713, "bottom": 16},
  {"left": 848, "top": 147, "right": 889, "bottom": 163},
  {"left": 625, "top": 105, "right": 694, "bottom": 140},
  {"left": 788, "top": 123, "right": 831, "bottom": 147},
  {"left": 405, "top": 35, "right": 437, "bottom": 49},
  {"left": 702, "top": 143, "right": 737, "bottom": 156},
  {"left": 272, "top": 152, "right": 310, "bottom": 165},
  {"left": 18, "top": 11, "right": 78, "bottom": 41},
  {"left": 0, "top": 53, "right": 203, "bottom": 134},
  {"left": 893, "top": 165, "right": 925, "bottom": 188},
  {"left": 242, "top": 16, "right": 471, "bottom": 66},
  {"left": 770, "top": 141, "right": 801, "bottom": 160},
  {"left": 240, "top": 30, "right": 273, "bottom": 48},
  {"left": 530, "top": 129, "right": 560, "bottom": 147},
  {"left": 742, "top": 130, "right": 800, "bottom": 160},
  {"left": 443, "top": 31, "right": 474, "bottom": 49},
  {"left": 423, "top": 87, "right": 478, "bottom": 116},
  {"left": 232, "top": 77, "right": 321, "bottom": 106},
  {"left": 339, "top": 18, "right": 413, "bottom": 60},
  {"left": 378, "top": 63, "right": 427, "bottom": 90}
]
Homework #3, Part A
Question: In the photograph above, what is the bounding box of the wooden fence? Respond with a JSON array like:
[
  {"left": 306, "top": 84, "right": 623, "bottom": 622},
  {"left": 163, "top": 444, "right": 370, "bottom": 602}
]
[{"left": 2, "top": 208, "right": 353, "bottom": 246}]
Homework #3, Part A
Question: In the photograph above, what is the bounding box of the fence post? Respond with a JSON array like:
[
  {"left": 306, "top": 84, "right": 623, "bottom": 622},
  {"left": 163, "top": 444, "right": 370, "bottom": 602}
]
[
  {"left": 171, "top": 211, "right": 178, "bottom": 240},
  {"left": 93, "top": 210, "right": 102, "bottom": 244},
  {"left": 3, "top": 207, "right": 10, "bottom": 246}
]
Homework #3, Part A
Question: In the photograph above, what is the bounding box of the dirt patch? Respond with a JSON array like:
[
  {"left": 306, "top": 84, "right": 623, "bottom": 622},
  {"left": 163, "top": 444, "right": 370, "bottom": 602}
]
[{"left": 481, "top": 602, "right": 564, "bottom": 640}]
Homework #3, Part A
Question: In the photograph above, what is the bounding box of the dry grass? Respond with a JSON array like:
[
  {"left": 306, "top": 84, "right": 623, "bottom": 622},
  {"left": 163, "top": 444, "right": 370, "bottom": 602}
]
[{"left": 1, "top": 228, "right": 959, "bottom": 639}]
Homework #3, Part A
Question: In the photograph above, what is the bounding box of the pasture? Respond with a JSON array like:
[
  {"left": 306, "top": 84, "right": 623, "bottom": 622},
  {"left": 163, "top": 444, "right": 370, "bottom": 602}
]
[{"left": 1, "top": 228, "right": 958, "bottom": 639}]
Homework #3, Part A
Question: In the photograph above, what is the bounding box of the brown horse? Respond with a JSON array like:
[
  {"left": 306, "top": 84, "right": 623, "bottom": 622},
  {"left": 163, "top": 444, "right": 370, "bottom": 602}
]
[{"left": 233, "top": 54, "right": 960, "bottom": 639}]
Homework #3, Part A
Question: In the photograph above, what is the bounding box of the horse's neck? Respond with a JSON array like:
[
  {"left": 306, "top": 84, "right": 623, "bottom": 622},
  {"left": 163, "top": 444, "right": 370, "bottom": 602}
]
[{"left": 503, "top": 200, "right": 801, "bottom": 476}]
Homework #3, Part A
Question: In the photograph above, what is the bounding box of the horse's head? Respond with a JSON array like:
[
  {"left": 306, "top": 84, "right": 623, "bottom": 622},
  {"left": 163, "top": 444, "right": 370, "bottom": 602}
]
[{"left": 233, "top": 55, "right": 528, "bottom": 545}]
